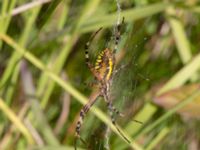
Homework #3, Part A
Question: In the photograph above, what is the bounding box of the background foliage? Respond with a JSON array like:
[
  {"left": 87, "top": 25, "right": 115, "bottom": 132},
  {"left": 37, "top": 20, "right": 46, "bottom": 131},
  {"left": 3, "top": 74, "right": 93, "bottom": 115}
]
[{"left": 0, "top": 0, "right": 200, "bottom": 150}]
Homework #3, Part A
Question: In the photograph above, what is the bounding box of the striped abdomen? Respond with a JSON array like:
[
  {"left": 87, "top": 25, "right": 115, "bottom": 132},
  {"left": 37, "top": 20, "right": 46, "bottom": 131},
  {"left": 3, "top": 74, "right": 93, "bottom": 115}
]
[{"left": 94, "top": 48, "right": 114, "bottom": 82}]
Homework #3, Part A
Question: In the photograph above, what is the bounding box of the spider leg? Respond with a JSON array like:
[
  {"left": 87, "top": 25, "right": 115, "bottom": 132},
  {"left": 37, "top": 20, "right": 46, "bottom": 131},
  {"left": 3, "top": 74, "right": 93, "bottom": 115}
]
[
  {"left": 75, "top": 93, "right": 100, "bottom": 149},
  {"left": 107, "top": 100, "right": 130, "bottom": 144},
  {"left": 103, "top": 93, "right": 130, "bottom": 144},
  {"left": 74, "top": 136, "right": 87, "bottom": 150},
  {"left": 106, "top": 101, "right": 124, "bottom": 117},
  {"left": 85, "top": 27, "right": 103, "bottom": 69},
  {"left": 103, "top": 83, "right": 124, "bottom": 117},
  {"left": 113, "top": 17, "right": 125, "bottom": 54}
]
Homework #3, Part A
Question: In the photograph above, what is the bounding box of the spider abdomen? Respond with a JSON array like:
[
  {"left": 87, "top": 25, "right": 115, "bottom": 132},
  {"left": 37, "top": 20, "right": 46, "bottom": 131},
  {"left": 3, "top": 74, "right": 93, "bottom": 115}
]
[{"left": 94, "top": 48, "right": 114, "bottom": 82}]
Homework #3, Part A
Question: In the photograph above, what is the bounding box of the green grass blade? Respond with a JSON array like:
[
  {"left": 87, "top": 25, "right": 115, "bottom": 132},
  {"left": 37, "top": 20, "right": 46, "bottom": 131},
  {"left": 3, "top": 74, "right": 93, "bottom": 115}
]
[
  {"left": 37, "top": 0, "right": 63, "bottom": 29},
  {"left": 0, "top": 97, "right": 34, "bottom": 144},
  {"left": 80, "top": 2, "right": 170, "bottom": 33},
  {"left": 166, "top": 6, "right": 192, "bottom": 64},
  {"left": 138, "top": 87, "right": 200, "bottom": 136},
  {"left": 158, "top": 53, "right": 200, "bottom": 95},
  {"left": 114, "top": 103, "right": 157, "bottom": 149},
  {"left": 0, "top": 0, "right": 16, "bottom": 47},
  {"left": 145, "top": 128, "right": 170, "bottom": 150}
]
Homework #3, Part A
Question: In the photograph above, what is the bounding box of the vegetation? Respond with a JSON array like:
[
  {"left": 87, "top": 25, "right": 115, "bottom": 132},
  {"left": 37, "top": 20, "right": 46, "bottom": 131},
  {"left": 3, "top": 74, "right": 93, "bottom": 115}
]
[{"left": 0, "top": 0, "right": 200, "bottom": 150}]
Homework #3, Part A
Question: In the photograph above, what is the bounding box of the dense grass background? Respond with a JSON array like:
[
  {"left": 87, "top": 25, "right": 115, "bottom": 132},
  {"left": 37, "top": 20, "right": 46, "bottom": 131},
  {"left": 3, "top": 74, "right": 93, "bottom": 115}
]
[{"left": 0, "top": 0, "right": 200, "bottom": 150}]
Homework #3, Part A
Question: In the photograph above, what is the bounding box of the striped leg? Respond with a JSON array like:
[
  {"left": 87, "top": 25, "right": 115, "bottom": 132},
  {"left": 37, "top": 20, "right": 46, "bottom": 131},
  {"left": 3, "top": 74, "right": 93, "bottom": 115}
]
[
  {"left": 103, "top": 93, "right": 130, "bottom": 144},
  {"left": 74, "top": 93, "right": 100, "bottom": 150},
  {"left": 85, "top": 28, "right": 103, "bottom": 69},
  {"left": 106, "top": 101, "right": 124, "bottom": 117},
  {"left": 113, "top": 17, "right": 125, "bottom": 53},
  {"left": 107, "top": 107, "right": 130, "bottom": 144},
  {"left": 103, "top": 83, "right": 124, "bottom": 117}
]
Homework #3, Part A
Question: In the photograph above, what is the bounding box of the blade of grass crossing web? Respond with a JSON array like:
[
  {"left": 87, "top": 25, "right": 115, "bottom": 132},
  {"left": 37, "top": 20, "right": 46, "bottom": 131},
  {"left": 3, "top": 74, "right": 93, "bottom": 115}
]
[{"left": 114, "top": 103, "right": 157, "bottom": 149}]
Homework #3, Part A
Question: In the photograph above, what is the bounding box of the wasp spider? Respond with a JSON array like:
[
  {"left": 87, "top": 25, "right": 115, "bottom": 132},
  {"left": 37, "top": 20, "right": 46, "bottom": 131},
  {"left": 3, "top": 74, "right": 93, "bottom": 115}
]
[{"left": 74, "top": 17, "right": 129, "bottom": 150}]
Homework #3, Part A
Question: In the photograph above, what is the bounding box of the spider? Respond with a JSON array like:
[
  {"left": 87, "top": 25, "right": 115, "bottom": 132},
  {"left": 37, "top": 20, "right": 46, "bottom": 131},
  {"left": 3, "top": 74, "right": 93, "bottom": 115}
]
[{"left": 74, "top": 17, "right": 130, "bottom": 149}]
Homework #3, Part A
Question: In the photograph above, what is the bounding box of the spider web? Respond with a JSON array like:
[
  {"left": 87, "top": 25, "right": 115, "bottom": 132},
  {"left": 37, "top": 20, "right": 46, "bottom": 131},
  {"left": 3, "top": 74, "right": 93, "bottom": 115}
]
[
  {"left": 103, "top": 1, "right": 151, "bottom": 149},
  {"left": 104, "top": 1, "right": 122, "bottom": 149},
  {"left": 82, "top": 1, "right": 154, "bottom": 149}
]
